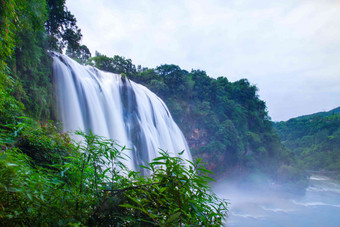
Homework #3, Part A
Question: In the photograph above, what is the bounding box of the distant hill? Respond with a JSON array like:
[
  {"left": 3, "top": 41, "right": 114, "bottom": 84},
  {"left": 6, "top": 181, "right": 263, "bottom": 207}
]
[
  {"left": 294, "top": 106, "right": 340, "bottom": 120},
  {"left": 274, "top": 107, "right": 340, "bottom": 179}
]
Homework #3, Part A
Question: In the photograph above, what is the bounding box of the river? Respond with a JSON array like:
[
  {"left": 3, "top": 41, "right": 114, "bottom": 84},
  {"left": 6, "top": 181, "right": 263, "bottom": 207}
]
[{"left": 214, "top": 175, "right": 340, "bottom": 227}]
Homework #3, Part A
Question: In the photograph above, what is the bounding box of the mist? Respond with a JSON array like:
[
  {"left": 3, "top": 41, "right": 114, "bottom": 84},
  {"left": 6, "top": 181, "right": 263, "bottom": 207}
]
[{"left": 214, "top": 174, "right": 340, "bottom": 227}]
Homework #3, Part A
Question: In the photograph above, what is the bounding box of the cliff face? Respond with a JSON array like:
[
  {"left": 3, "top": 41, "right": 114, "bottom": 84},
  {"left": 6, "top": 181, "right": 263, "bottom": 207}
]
[
  {"left": 187, "top": 128, "right": 208, "bottom": 148},
  {"left": 150, "top": 81, "right": 284, "bottom": 177}
]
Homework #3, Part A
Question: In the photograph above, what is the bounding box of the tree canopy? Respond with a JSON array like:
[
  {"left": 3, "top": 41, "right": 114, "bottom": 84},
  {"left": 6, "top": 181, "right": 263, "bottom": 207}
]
[{"left": 274, "top": 111, "right": 340, "bottom": 179}]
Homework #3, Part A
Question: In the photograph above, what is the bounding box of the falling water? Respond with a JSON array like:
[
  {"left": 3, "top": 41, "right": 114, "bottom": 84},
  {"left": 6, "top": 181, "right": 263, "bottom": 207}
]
[{"left": 52, "top": 53, "right": 191, "bottom": 170}]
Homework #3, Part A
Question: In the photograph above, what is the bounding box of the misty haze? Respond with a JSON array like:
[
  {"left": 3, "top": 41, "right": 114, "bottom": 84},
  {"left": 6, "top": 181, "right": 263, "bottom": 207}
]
[
  {"left": 1, "top": 0, "right": 339, "bottom": 226},
  {"left": 215, "top": 174, "right": 340, "bottom": 226}
]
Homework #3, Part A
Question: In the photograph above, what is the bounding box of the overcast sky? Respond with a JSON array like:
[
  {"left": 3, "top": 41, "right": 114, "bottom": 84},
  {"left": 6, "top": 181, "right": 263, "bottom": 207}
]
[{"left": 66, "top": 0, "right": 340, "bottom": 121}]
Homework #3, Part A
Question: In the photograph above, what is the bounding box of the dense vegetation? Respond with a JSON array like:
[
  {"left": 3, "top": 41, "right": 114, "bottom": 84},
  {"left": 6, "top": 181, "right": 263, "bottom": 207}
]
[
  {"left": 0, "top": 0, "right": 228, "bottom": 225},
  {"left": 1, "top": 0, "right": 87, "bottom": 121},
  {"left": 1, "top": 0, "right": 313, "bottom": 224},
  {"left": 0, "top": 120, "right": 227, "bottom": 225},
  {"left": 1, "top": 0, "right": 304, "bottom": 185},
  {"left": 293, "top": 106, "right": 340, "bottom": 120},
  {"left": 274, "top": 108, "right": 340, "bottom": 179},
  {"left": 88, "top": 52, "right": 305, "bottom": 186}
]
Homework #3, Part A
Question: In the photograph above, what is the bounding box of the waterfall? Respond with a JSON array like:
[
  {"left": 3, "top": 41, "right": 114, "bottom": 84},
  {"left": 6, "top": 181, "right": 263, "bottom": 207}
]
[{"left": 52, "top": 54, "right": 191, "bottom": 170}]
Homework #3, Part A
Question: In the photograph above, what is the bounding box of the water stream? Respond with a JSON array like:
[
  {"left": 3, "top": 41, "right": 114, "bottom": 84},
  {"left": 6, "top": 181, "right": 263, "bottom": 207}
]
[
  {"left": 52, "top": 53, "right": 191, "bottom": 171},
  {"left": 215, "top": 175, "right": 340, "bottom": 227}
]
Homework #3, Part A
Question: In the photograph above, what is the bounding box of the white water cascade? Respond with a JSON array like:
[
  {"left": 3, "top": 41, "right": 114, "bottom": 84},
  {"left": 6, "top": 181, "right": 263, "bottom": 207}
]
[{"left": 52, "top": 54, "right": 191, "bottom": 170}]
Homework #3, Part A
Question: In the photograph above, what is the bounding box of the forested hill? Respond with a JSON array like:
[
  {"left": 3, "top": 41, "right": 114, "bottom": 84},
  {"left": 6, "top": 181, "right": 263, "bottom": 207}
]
[
  {"left": 1, "top": 0, "right": 303, "bottom": 184},
  {"left": 274, "top": 107, "right": 340, "bottom": 179},
  {"left": 0, "top": 0, "right": 308, "bottom": 225},
  {"left": 294, "top": 106, "right": 340, "bottom": 120},
  {"left": 87, "top": 53, "right": 304, "bottom": 182},
  {"left": 1, "top": 1, "right": 230, "bottom": 225}
]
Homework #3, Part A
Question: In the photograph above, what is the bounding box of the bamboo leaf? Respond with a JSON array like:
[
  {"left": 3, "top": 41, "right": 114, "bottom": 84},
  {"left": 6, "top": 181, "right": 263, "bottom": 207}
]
[{"left": 166, "top": 212, "right": 181, "bottom": 224}]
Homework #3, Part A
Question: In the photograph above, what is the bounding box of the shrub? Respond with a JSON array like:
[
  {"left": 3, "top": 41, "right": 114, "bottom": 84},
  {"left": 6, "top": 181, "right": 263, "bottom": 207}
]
[{"left": 0, "top": 128, "right": 228, "bottom": 226}]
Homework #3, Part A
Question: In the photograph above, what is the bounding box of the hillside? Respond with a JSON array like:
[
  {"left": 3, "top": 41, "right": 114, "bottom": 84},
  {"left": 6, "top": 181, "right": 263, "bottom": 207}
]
[
  {"left": 1, "top": 0, "right": 305, "bottom": 190},
  {"left": 0, "top": 1, "right": 229, "bottom": 225},
  {"left": 87, "top": 52, "right": 306, "bottom": 186},
  {"left": 274, "top": 107, "right": 340, "bottom": 179},
  {"left": 294, "top": 106, "right": 340, "bottom": 120}
]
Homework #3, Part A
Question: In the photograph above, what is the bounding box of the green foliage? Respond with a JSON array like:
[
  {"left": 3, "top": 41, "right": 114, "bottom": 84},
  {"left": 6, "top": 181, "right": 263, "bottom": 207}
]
[
  {"left": 9, "top": 0, "right": 55, "bottom": 120},
  {"left": 0, "top": 0, "right": 290, "bottom": 182},
  {"left": 0, "top": 0, "right": 17, "bottom": 71},
  {"left": 0, "top": 124, "right": 228, "bottom": 226},
  {"left": 0, "top": 0, "right": 25, "bottom": 124},
  {"left": 0, "top": 0, "right": 87, "bottom": 121},
  {"left": 0, "top": 1, "right": 305, "bottom": 223},
  {"left": 45, "top": 0, "right": 82, "bottom": 52},
  {"left": 0, "top": 78, "right": 24, "bottom": 126},
  {"left": 88, "top": 51, "right": 137, "bottom": 77},
  {"left": 90, "top": 52, "right": 303, "bottom": 182},
  {"left": 67, "top": 44, "right": 92, "bottom": 64},
  {"left": 0, "top": 116, "right": 74, "bottom": 225},
  {"left": 155, "top": 64, "right": 191, "bottom": 97},
  {"left": 274, "top": 113, "right": 340, "bottom": 179},
  {"left": 8, "top": 117, "right": 70, "bottom": 166},
  {"left": 294, "top": 106, "right": 340, "bottom": 120},
  {"left": 118, "top": 152, "right": 228, "bottom": 226}
]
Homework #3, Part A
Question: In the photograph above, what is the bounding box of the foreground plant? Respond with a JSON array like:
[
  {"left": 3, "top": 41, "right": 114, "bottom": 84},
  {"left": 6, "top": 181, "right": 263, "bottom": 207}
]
[
  {"left": 93, "top": 150, "right": 228, "bottom": 226},
  {"left": 0, "top": 125, "right": 227, "bottom": 226}
]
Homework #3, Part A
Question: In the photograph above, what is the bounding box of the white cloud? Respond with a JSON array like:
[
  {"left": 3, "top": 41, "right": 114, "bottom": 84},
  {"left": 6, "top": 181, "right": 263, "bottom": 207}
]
[{"left": 67, "top": 0, "right": 340, "bottom": 121}]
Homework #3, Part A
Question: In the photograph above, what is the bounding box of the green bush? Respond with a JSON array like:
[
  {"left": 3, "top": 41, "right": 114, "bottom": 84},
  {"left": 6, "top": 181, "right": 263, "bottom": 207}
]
[{"left": 0, "top": 128, "right": 228, "bottom": 226}]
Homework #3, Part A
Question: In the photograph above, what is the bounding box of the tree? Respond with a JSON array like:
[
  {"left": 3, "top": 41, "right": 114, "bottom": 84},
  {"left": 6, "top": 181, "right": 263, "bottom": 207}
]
[
  {"left": 88, "top": 52, "right": 137, "bottom": 76},
  {"left": 45, "top": 0, "right": 82, "bottom": 52},
  {"left": 66, "top": 44, "right": 91, "bottom": 64},
  {"left": 191, "top": 69, "right": 211, "bottom": 100},
  {"left": 0, "top": 0, "right": 17, "bottom": 73},
  {"left": 156, "top": 64, "right": 189, "bottom": 95}
]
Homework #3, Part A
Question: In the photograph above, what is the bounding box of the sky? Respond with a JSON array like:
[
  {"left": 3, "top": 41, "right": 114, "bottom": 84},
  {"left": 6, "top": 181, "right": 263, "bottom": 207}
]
[{"left": 66, "top": 0, "right": 340, "bottom": 121}]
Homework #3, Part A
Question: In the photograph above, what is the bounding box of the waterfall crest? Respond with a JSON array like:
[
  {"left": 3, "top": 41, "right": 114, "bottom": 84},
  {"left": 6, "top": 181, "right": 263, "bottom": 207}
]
[{"left": 52, "top": 54, "right": 191, "bottom": 170}]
